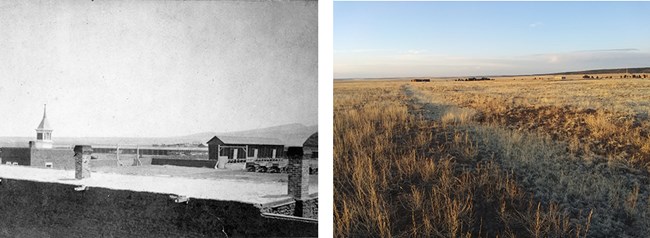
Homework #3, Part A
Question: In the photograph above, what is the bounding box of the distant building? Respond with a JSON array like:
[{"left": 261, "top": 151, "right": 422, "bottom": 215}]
[
  {"left": 32, "top": 104, "right": 53, "bottom": 149},
  {"left": 206, "top": 136, "right": 285, "bottom": 161},
  {"left": 1, "top": 105, "right": 76, "bottom": 169},
  {"left": 302, "top": 132, "right": 318, "bottom": 158}
]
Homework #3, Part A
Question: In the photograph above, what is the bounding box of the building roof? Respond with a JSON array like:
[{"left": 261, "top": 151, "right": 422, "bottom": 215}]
[
  {"left": 302, "top": 132, "right": 318, "bottom": 148},
  {"left": 207, "top": 136, "right": 284, "bottom": 145},
  {"left": 36, "top": 104, "right": 52, "bottom": 131}
]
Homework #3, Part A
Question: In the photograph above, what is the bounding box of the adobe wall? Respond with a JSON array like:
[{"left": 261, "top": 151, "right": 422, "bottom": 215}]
[
  {"left": 300, "top": 198, "right": 318, "bottom": 219},
  {"left": 261, "top": 197, "right": 318, "bottom": 219},
  {"left": 137, "top": 157, "right": 153, "bottom": 165},
  {"left": 91, "top": 159, "right": 121, "bottom": 168},
  {"left": 0, "top": 178, "right": 317, "bottom": 237},
  {"left": 150, "top": 158, "right": 217, "bottom": 168},
  {"left": 167, "top": 154, "right": 208, "bottom": 160},
  {"left": 30, "top": 148, "right": 75, "bottom": 170},
  {"left": 31, "top": 149, "right": 130, "bottom": 170},
  {"left": 0, "top": 147, "right": 31, "bottom": 165}
]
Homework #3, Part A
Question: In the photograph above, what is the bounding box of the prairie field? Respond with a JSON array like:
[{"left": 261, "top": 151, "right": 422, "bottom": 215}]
[{"left": 334, "top": 77, "right": 650, "bottom": 237}]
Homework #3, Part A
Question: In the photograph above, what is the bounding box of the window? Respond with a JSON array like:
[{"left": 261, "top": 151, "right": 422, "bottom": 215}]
[
  {"left": 37, "top": 133, "right": 43, "bottom": 140},
  {"left": 45, "top": 162, "right": 53, "bottom": 168}
]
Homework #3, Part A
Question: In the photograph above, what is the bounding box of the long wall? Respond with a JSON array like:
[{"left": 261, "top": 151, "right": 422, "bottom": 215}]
[
  {"left": 150, "top": 158, "right": 216, "bottom": 168},
  {"left": 261, "top": 197, "right": 319, "bottom": 219},
  {"left": 30, "top": 148, "right": 75, "bottom": 170},
  {"left": 0, "top": 147, "right": 31, "bottom": 165},
  {"left": 0, "top": 178, "right": 317, "bottom": 237},
  {"left": 1, "top": 147, "right": 140, "bottom": 170}
]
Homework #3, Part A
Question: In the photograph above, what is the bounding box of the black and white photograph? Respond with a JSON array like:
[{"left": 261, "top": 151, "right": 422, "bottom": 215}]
[{"left": 0, "top": 0, "right": 318, "bottom": 237}]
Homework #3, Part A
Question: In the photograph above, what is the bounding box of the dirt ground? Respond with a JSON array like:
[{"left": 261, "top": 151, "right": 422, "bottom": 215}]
[
  {"left": 93, "top": 164, "right": 318, "bottom": 188},
  {"left": 1, "top": 164, "right": 318, "bottom": 205}
]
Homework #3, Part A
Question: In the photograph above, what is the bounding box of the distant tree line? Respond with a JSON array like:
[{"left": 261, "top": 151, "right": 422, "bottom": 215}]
[
  {"left": 581, "top": 74, "right": 648, "bottom": 79},
  {"left": 620, "top": 74, "right": 648, "bottom": 79}
]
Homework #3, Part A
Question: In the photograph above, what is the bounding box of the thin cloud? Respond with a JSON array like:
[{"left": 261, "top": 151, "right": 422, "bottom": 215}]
[
  {"left": 403, "top": 49, "right": 426, "bottom": 55},
  {"left": 529, "top": 22, "right": 543, "bottom": 28},
  {"left": 334, "top": 49, "right": 392, "bottom": 53},
  {"left": 573, "top": 48, "right": 639, "bottom": 53}
]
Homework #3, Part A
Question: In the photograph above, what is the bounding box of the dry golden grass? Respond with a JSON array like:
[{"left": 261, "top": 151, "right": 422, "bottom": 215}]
[
  {"left": 411, "top": 78, "right": 650, "bottom": 166},
  {"left": 336, "top": 81, "right": 583, "bottom": 237},
  {"left": 334, "top": 78, "right": 650, "bottom": 237}
]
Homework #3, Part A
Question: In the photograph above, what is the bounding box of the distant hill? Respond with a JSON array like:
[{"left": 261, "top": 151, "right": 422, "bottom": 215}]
[
  {"left": 335, "top": 67, "right": 650, "bottom": 80},
  {"left": 539, "top": 67, "right": 650, "bottom": 76},
  {"left": 219, "top": 123, "right": 318, "bottom": 146},
  {"left": 0, "top": 123, "right": 318, "bottom": 147}
]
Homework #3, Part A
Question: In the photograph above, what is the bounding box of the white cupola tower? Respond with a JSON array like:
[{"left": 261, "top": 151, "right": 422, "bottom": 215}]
[{"left": 33, "top": 104, "right": 53, "bottom": 149}]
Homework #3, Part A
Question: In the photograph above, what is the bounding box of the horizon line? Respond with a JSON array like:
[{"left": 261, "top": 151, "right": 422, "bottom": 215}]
[{"left": 334, "top": 66, "right": 650, "bottom": 80}]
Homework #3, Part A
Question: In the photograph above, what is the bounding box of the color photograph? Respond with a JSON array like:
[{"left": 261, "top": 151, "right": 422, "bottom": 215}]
[{"left": 335, "top": 1, "right": 650, "bottom": 237}]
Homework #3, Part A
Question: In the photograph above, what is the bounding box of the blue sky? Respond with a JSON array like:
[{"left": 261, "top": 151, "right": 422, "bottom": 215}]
[{"left": 334, "top": 2, "right": 650, "bottom": 78}]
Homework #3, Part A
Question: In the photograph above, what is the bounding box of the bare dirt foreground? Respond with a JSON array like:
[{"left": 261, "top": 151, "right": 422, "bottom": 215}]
[
  {"left": 0, "top": 164, "right": 319, "bottom": 237},
  {"left": 0, "top": 164, "right": 318, "bottom": 205},
  {"left": 334, "top": 78, "right": 650, "bottom": 237}
]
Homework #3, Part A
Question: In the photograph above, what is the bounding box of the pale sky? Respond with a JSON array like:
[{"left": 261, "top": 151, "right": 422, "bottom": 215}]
[
  {"left": 0, "top": 1, "right": 317, "bottom": 137},
  {"left": 334, "top": 2, "right": 650, "bottom": 78}
]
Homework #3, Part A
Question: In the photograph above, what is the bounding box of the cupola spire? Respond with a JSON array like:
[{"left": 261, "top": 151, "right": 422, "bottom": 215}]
[{"left": 33, "top": 104, "right": 54, "bottom": 149}]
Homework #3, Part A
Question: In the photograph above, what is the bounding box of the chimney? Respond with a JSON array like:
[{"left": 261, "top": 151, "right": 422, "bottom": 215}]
[
  {"left": 287, "top": 147, "right": 309, "bottom": 200},
  {"left": 73, "top": 145, "right": 93, "bottom": 179}
]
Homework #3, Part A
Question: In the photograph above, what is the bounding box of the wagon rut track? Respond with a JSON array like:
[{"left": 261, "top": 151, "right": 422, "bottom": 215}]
[{"left": 402, "top": 83, "right": 650, "bottom": 237}]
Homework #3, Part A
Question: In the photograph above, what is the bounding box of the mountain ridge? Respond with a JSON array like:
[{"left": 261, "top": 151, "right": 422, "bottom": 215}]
[
  {"left": 534, "top": 67, "right": 650, "bottom": 76},
  {"left": 0, "top": 123, "right": 318, "bottom": 147}
]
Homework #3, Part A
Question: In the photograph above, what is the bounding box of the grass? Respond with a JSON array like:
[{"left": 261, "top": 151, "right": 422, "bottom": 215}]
[
  {"left": 334, "top": 77, "right": 650, "bottom": 237},
  {"left": 412, "top": 78, "right": 650, "bottom": 166}
]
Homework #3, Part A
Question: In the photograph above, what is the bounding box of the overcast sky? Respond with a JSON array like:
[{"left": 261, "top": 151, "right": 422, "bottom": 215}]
[
  {"left": 334, "top": 1, "right": 650, "bottom": 78},
  {"left": 0, "top": 1, "right": 317, "bottom": 137}
]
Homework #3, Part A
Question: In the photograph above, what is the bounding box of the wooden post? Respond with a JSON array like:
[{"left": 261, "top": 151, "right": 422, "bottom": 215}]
[
  {"left": 136, "top": 145, "right": 140, "bottom": 164},
  {"left": 116, "top": 144, "right": 121, "bottom": 166}
]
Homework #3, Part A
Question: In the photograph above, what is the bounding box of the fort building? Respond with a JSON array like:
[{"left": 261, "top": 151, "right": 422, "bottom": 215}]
[
  {"left": 207, "top": 136, "right": 285, "bottom": 163},
  {"left": 0, "top": 105, "right": 76, "bottom": 169}
]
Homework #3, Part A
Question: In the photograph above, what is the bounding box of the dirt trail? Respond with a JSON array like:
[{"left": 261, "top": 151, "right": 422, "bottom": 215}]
[
  {"left": 403, "top": 84, "right": 650, "bottom": 237},
  {"left": 403, "top": 84, "right": 460, "bottom": 121}
]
